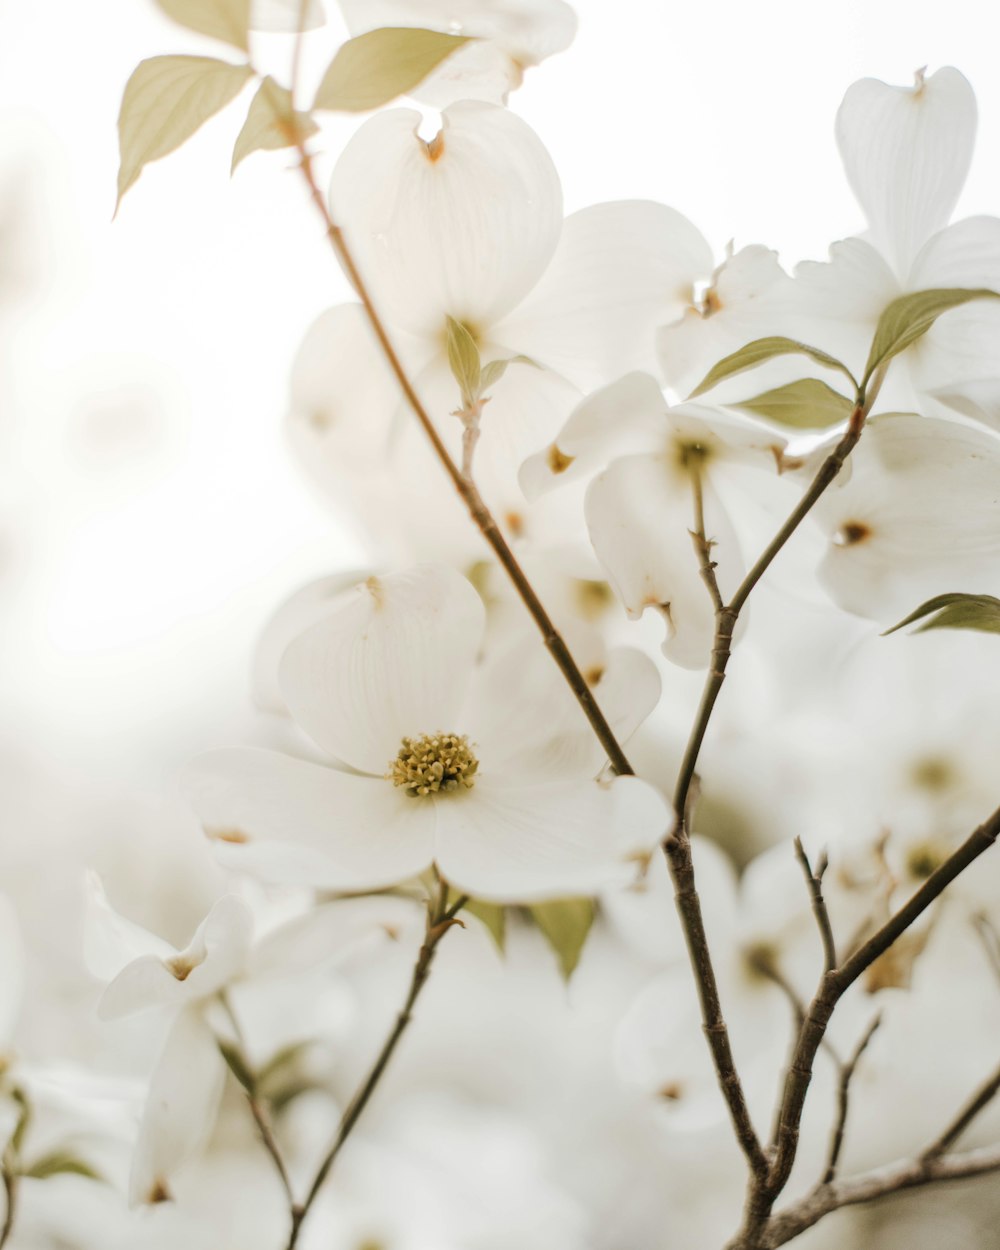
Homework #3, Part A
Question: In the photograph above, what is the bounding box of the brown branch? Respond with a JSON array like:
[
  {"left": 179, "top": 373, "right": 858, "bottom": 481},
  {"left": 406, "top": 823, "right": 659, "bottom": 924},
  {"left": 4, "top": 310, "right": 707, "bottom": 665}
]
[
  {"left": 794, "top": 839, "right": 837, "bottom": 973},
  {"left": 0, "top": 1169, "right": 15, "bottom": 1250},
  {"left": 728, "top": 805, "right": 1000, "bottom": 1246},
  {"left": 287, "top": 890, "right": 468, "bottom": 1250},
  {"left": 762, "top": 1144, "right": 1000, "bottom": 1247},
  {"left": 291, "top": 147, "right": 633, "bottom": 779},
  {"left": 822, "top": 1012, "right": 882, "bottom": 1184}
]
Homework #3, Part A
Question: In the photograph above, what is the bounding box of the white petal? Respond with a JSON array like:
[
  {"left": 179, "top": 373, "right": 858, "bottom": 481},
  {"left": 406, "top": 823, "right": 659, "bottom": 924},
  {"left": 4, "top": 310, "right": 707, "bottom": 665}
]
[
  {"left": 815, "top": 414, "right": 1000, "bottom": 620},
  {"left": 331, "top": 102, "right": 562, "bottom": 337},
  {"left": 278, "top": 564, "right": 484, "bottom": 774},
  {"left": 99, "top": 896, "right": 253, "bottom": 1020},
  {"left": 252, "top": 570, "right": 371, "bottom": 715},
  {"left": 658, "top": 245, "right": 796, "bottom": 398},
  {"left": 129, "top": 1007, "right": 226, "bottom": 1206},
  {"left": 497, "top": 202, "right": 714, "bottom": 392},
  {"left": 249, "top": 895, "right": 420, "bottom": 978},
  {"left": 835, "top": 67, "right": 977, "bottom": 276},
  {"left": 519, "top": 371, "right": 668, "bottom": 501},
  {"left": 83, "top": 872, "right": 175, "bottom": 984},
  {"left": 585, "top": 455, "right": 746, "bottom": 669},
  {"left": 183, "top": 747, "right": 437, "bottom": 890},
  {"left": 434, "top": 774, "right": 669, "bottom": 903},
  {"left": 251, "top": 0, "right": 325, "bottom": 30}
]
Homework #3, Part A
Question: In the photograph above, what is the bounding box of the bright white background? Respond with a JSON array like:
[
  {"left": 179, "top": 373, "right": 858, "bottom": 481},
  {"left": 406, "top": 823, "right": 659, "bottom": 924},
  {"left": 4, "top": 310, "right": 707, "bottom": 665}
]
[{"left": 1, "top": 0, "right": 998, "bottom": 794}]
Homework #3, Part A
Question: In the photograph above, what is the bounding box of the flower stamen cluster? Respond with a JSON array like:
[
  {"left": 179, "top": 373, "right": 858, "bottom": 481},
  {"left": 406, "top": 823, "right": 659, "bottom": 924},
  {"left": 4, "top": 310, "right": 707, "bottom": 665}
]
[{"left": 390, "top": 732, "right": 479, "bottom": 797}]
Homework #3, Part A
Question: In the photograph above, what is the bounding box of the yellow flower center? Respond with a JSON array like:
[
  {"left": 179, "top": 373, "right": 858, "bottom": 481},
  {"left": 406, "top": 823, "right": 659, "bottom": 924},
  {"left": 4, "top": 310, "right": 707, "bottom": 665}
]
[{"left": 390, "top": 732, "right": 479, "bottom": 797}]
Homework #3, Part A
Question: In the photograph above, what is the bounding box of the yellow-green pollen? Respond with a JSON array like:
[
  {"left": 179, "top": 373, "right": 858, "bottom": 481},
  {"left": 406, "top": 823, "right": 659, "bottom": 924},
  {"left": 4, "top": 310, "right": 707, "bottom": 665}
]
[{"left": 390, "top": 732, "right": 479, "bottom": 797}]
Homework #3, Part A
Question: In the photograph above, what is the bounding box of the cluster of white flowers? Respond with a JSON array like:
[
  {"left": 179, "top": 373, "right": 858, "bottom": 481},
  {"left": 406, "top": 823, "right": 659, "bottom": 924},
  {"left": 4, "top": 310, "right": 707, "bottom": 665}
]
[{"left": 3, "top": 3, "right": 1000, "bottom": 1249}]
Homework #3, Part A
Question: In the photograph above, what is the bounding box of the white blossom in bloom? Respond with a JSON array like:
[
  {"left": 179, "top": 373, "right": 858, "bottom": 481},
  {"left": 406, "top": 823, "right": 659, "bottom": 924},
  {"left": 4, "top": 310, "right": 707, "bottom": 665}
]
[
  {"left": 288, "top": 101, "right": 712, "bottom": 563},
  {"left": 87, "top": 881, "right": 411, "bottom": 1205},
  {"left": 185, "top": 565, "right": 668, "bottom": 901},
  {"left": 521, "top": 372, "right": 784, "bottom": 668},
  {"left": 336, "top": 0, "right": 577, "bottom": 105},
  {"left": 811, "top": 413, "right": 1000, "bottom": 622},
  {"left": 790, "top": 67, "right": 1000, "bottom": 423}
]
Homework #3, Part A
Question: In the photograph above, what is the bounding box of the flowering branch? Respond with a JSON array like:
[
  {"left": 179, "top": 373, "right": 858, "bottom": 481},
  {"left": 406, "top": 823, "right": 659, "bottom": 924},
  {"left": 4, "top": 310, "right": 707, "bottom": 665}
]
[
  {"left": 291, "top": 143, "right": 634, "bottom": 780},
  {"left": 794, "top": 839, "right": 837, "bottom": 974}
]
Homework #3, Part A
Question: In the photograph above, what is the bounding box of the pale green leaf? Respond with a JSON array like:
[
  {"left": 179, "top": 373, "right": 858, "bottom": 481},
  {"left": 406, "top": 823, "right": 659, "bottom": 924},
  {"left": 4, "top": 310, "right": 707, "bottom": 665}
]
[
  {"left": 117, "top": 56, "right": 254, "bottom": 209},
  {"left": 24, "top": 1150, "right": 103, "bottom": 1182},
  {"left": 154, "top": 0, "right": 252, "bottom": 52},
  {"left": 313, "top": 27, "right": 471, "bottom": 112},
  {"left": 883, "top": 593, "right": 1000, "bottom": 637},
  {"left": 445, "top": 315, "right": 481, "bottom": 408},
  {"left": 465, "top": 899, "right": 506, "bottom": 954},
  {"left": 689, "top": 337, "right": 857, "bottom": 398},
  {"left": 232, "top": 76, "right": 318, "bottom": 173},
  {"left": 218, "top": 1040, "right": 255, "bottom": 1093},
  {"left": 256, "top": 1041, "right": 312, "bottom": 1100},
  {"left": 732, "top": 378, "right": 856, "bottom": 430},
  {"left": 479, "top": 355, "right": 539, "bottom": 391},
  {"left": 530, "top": 898, "right": 595, "bottom": 980},
  {"left": 863, "top": 288, "right": 1000, "bottom": 385}
]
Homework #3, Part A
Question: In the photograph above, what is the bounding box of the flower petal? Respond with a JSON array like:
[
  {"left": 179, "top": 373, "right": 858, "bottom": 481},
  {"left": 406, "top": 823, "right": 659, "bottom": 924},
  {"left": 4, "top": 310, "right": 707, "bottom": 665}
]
[
  {"left": 497, "top": 202, "right": 714, "bottom": 392},
  {"left": 815, "top": 413, "right": 1000, "bottom": 621},
  {"left": 434, "top": 775, "right": 669, "bottom": 903},
  {"left": 278, "top": 565, "right": 485, "bottom": 773},
  {"left": 835, "top": 67, "right": 977, "bottom": 277},
  {"left": 183, "top": 747, "right": 438, "bottom": 890},
  {"left": 331, "top": 102, "right": 562, "bottom": 337},
  {"left": 251, "top": 0, "right": 325, "bottom": 30},
  {"left": 99, "top": 896, "right": 253, "bottom": 1021},
  {"left": 129, "top": 1007, "right": 226, "bottom": 1206},
  {"left": 83, "top": 872, "right": 178, "bottom": 984},
  {"left": 519, "top": 371, "right": 668, "bottom": 502},
  {"left": 585, "top": 454, "right": 747, "bottom": 669}
]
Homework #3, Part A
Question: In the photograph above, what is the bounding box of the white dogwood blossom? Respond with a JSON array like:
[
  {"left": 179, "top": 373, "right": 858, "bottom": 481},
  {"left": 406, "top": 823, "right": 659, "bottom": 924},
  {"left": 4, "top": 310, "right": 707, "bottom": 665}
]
[{"left": 185, "top": 565, "right": 669, "bottom": 900}]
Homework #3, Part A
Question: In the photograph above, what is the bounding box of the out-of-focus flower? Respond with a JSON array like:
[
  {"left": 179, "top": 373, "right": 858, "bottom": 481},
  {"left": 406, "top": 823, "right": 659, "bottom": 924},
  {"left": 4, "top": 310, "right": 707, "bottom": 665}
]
[{"left": 185, "top": 565, "right": 668, "bottom": 900}]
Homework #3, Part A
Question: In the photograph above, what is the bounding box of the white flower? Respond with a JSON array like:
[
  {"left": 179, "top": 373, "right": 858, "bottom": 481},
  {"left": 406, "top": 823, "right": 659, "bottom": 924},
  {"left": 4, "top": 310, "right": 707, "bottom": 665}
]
[
  {"left": 335, "top": 0, "right": 577, "bottom": 105},
  {"left": 184, "top": 565, "right": 669, "bottom": 901},
  {"left": 521, "top": 372, "right": 785, "bottom": 668},
  {"left": 288, "top": 101, "right": 712, "bottom": 563},
  {"left": 811, "top": 413, "right": 1000, "bottom": 622},
  {"left": 87, "top": 879, "right": 410, "bottom": 1205},
  {"left": 250, "top": 0, "right": 325, "bottom": 30},
  {"left": 790, "top": 67, "right": 1000, "bottom": 423}
]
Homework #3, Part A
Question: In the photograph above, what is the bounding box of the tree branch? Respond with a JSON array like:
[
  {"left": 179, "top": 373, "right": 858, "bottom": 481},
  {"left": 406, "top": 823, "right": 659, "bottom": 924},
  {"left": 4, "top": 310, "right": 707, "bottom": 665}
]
[
  {"left": 822, "top": 1012, "right": 882, "bottom": 1184},
  {"left": 921, "top": 1059, "right": 1000, "bottom": 1163},
  {"left": 287, "top": 889, "right": 468, "bottom": 1250}
]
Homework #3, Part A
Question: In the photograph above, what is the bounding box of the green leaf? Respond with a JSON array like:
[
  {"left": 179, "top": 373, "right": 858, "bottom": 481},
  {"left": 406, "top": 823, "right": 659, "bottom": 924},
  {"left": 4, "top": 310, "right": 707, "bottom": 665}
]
[
  {"left": 256, "top": 1041, "right": 312, "bottom": 1100},
  {"left": 154, "top": 0, "right": 252, "bottom": 52},
  {"left": 445, "top": 315, "right": 481, "bottom": 408},
  {"left": 689, "top": 337, "right": 857, "bottom": 398},
  {"left": 465, "top": 899, "right": 506, "bottom": 954},
  {"left": 218, "top": 1040, "right": 255, "bottom": 1093},
  {"left": 732, "top": 378, "right": 856, "bottom": 430},
  {"left": 231, "top": 76, "right": 318, "bottom": 173},
  {"left": 313, "top": 27, "right": 471, "bottom": 112},
  {"left": 23, "top": 1150, "right": 103, "bottom": 1182},
  {"left": 863, "top": 288, "right": 1000, "bottom": 385},
  {"left": 530, "top": 898, "right": 595, "bottom": 980},
  {"left": 883, "top": 593, "right": 1000, "bottom": 637},
  {"left": 479, "top": 355, "right": 539, "bottom": 391},
  {"left": 117, "top": 55, "right": 254, "bottom": 209}
]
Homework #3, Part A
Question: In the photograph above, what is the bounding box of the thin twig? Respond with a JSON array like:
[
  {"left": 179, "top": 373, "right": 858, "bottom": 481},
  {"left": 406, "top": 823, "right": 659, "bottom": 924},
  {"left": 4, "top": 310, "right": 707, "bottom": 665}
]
[
  {"left": 218, "top": 993, "right": 298, "bottom": 1216},
  {"left": 822, "top": 1012, "right": 882, "bottom": 1184},
  {"left": 971, "top": 912, "right": 1000, "bottom": 984},
  {"left": 688, "top": 464, "right": 725, "bottom": 614},
  {"left": 291, "top": 146, "right": 634, "bottom": 779},
  {"left": 0, "top": 1169, "right": 15, "bottom": 1250},
  {"left": 921, "top": 1059, "right": 1000, "bottom": 1162},
  {"left": 794, "top": 839, "right": 837, "bottom": 973},
  {"left": 287, "top": 890, "right": 468, "bottom": 1249}
]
